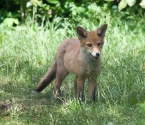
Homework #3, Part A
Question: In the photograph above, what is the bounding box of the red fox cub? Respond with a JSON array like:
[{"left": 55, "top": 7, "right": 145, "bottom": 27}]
[{"left": 33, "top": 24, "right": 108, "bottom": 101}]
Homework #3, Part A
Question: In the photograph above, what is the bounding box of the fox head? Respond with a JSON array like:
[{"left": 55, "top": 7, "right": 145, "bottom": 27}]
[{"left": 76, "top": 24, "right": 107, "bottom": 59}]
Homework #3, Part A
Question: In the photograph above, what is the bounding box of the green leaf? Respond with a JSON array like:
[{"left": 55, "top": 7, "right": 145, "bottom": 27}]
[
  {"left": 126, "top": 0, "right": 136, "bottom": 7},
  {"left": 3, "top": 18, "right": 19, "bottom": 27},
  {"left": 140, "top": 0, "right": 145, "bottom": 9},
  {"left": 46, "top": 0, "right": 59, "bottom": 4},
  {"left": 13, "top": 19, "right": 19, "bottom": 25},
  {"left": 118, "top": 0, "right": 127, "bottom": 12},
  {"left": 3, "top": 18, "right": 14, "bottom": 27},
  {"left": 30, "top": 0, "right": 42, "bottom": 7}
]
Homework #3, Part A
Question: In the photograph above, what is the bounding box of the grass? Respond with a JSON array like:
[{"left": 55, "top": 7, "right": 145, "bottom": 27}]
[{"left": 0, "top": 16, "right": 145, "bottom": 125}]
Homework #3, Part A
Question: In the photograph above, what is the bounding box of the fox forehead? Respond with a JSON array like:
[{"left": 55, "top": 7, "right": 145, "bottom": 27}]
[{"left": 83, "top": 31, "right": 103, "bottom": 44}]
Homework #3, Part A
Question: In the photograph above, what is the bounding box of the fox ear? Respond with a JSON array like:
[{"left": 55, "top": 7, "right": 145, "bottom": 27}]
[
  {"left": 76, "top": 26, "right": 88, "bottom": 40},
  {"left": 97, "top": 24, "right": 108, "bottom": 37}
]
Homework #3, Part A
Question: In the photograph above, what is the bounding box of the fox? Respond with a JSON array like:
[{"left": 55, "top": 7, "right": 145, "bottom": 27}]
[{"left": 33, "top": 24, "right": 108, "bottom": 102}]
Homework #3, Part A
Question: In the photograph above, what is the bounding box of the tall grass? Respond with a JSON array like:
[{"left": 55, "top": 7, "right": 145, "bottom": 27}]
[{"left": 0, "top": 15, "right": 145, "bottom": 125}]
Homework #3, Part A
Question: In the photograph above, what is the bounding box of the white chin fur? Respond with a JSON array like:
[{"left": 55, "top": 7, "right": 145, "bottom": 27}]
[{"left": 89, "top": 52, "right": 97, "bottom": 57}]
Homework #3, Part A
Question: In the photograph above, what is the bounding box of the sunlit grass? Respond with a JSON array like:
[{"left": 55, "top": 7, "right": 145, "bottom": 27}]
[{"left": 0, "top": 18, "right": 145, "bottom": 124}]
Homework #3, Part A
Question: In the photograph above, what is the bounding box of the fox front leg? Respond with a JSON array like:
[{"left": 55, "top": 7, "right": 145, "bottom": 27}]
[
  {"left": 88, "top": 78, "right": 97, "bottom": 102},
  {"left": 76, "top": 77, "right": 85, "bottom": 101}
]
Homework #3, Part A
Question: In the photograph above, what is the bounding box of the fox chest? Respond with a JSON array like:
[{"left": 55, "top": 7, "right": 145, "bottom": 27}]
[
  {"left": 80, "top": 61, "right": 101, "bottom": 76},
  {"left": 63, "top": 51, "right": 101, "bottom": 76}
]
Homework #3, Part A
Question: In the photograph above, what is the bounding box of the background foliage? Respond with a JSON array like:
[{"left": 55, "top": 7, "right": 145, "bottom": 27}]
[{"left": 0, "top": 0, "right": 145, "bottom": 26}]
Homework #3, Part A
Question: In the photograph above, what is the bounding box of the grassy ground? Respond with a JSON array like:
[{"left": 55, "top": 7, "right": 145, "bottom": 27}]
[{"left": 0, "top": 18, "right": 145, "bottom": 125}]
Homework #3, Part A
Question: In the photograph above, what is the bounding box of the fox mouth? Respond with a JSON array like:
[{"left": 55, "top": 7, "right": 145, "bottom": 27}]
[{"left": 88, "top": 52, "right": 99, "bottom": 60}]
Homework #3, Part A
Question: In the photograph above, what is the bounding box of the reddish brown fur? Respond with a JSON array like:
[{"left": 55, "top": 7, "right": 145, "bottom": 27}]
[{"left": 34, "top": 24, "right": 107, "bottom": 101}]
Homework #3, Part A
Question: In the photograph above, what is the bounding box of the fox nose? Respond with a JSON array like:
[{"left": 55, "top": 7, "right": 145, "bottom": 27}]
[{"left": 96, "top": 52, "right": 100, "bottom": 57}]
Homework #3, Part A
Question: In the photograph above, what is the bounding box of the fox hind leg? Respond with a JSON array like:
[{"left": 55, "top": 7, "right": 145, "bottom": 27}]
[
  {"left": 54, "top": 67, "right": 68, "bottom": 98},
  {"left": 74, "top": 77, "right": 77, "bottom": 98}
]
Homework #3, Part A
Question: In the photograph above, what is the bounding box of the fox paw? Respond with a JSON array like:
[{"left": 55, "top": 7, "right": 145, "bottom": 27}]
[{"left": 31, "top": 90, "right": 38, "bottom": 94}]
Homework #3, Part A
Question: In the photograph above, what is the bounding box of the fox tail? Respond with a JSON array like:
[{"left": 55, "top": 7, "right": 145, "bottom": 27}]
[{"left": 33, "top": 58, "right": 57, "bottom": 92}]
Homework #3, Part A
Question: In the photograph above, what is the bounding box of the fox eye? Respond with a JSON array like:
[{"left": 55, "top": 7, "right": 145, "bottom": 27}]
[
  {"left": 98, "top": 43, "right": 101, "bottom": 46},
  {"left": 87, "top": 44, "right": 92, "bottom": 47}
]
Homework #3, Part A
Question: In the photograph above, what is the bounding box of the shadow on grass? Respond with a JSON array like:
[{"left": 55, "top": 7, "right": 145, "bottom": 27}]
[
  {"left": 1, "top": 49, "right": 145, "bottom": 125},
  {"left": 0, "top": 65, "right": 75, "bottom": 111}
]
